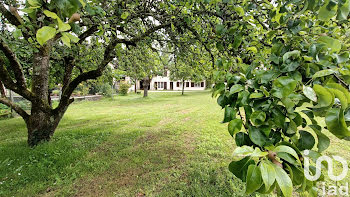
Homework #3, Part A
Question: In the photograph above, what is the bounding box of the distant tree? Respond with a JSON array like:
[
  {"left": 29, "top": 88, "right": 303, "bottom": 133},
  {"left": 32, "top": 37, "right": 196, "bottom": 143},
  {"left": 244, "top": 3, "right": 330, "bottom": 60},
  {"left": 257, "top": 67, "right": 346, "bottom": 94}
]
[
  {"left": 117, "top": 44, "right": 163, "bottom": 97},
  {"left": 170, "top": 45, "right": 211, "bottom": 95}
]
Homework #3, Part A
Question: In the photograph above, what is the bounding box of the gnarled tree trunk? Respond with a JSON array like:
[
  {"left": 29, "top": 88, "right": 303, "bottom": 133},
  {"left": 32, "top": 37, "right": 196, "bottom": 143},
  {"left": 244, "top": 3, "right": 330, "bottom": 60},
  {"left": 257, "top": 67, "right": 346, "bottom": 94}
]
[{"left": 27, "top": 45, "right": 56, "bottom": 146}]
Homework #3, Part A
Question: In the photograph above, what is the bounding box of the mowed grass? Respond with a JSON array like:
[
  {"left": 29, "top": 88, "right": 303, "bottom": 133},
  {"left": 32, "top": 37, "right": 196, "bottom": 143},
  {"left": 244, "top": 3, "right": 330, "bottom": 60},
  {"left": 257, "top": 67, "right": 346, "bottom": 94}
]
[
  {"left": 0, "top": 91, "right": 350, "bottom": 197},
  {"left": 0, "top": 91, "right": 244, "bottom": 196}
]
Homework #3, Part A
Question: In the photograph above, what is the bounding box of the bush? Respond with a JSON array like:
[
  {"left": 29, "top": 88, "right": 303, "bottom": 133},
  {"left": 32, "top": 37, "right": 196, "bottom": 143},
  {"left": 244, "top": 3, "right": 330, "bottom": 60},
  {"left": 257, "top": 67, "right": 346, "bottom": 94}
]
[
  {"left": 119, "top": 81, "right": 131, "bottom": 95},
  {"left": 99, "top": 83, "right": 113, "bottom": 97}
]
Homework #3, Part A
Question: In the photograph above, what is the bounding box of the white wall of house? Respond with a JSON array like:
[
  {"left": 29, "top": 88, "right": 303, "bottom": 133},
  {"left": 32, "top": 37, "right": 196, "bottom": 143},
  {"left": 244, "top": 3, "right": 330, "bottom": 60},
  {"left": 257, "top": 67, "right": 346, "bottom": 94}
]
[
  {"left": 149, "top": 71, "right": 206, "bottom": 91},
  {"left": 118, "top": 71, "right": 206, "bottom": 92}
]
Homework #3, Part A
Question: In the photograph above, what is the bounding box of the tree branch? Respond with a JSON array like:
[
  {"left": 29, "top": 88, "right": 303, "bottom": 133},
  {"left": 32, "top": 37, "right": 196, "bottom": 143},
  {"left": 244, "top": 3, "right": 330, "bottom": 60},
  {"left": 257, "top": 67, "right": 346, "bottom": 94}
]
[
  {"left": 0, "top": 3, "right": 21, "bottom": 26},
  {"left": 0, "top": 36, "right": 26, "bottom": 88},
  {"left": 0, "top": 58, "right": 52, "bottom": 114},
  {"left": 55, "top": 23, "right": 171, "bottom": 114},
  {"left": 0, "top": 3, "right": 31, "bottom": 40},
  {"left": 78, "top": 25, "right": 99, "bottom": 44},
  {"left": 0, "top": 83, "right": 29, "bottom": 120},
  {"left": 0, "top": 97, "right": 29, "bottom": 120},
  {"left": 0, "top": 80, "right": 5, "bottom": 97}
]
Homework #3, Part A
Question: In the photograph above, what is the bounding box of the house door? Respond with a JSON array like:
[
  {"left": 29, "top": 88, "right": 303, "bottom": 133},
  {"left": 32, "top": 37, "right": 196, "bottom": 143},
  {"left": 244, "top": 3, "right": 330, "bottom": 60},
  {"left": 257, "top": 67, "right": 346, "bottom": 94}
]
[
  {"left": 170, "top": 82, "right": 173, "bottom": 90},
  {"left": 164, "top": 82, "right": 167, "bottom": 90}
]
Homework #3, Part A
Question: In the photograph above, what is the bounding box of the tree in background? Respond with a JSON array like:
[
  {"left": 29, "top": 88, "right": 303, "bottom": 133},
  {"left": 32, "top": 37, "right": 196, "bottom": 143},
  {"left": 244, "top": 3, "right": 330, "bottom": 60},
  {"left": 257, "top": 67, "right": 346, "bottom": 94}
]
[
  {"left": 117, "top": 44, "right": 163, "bottom": 97},
  {"left": 170, "top": 45, "right": 212, "bottom": 95}
]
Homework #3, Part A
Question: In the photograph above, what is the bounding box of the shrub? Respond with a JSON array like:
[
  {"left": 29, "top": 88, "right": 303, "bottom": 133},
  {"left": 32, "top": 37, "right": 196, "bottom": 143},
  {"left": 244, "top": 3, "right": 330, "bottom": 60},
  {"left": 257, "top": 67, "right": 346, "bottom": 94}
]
[
  {"left": 99, "top": 83, "right": 113, "bottom": 97},
  {"left": 119, "top": 81, "right": 131, "bottom": 95}
]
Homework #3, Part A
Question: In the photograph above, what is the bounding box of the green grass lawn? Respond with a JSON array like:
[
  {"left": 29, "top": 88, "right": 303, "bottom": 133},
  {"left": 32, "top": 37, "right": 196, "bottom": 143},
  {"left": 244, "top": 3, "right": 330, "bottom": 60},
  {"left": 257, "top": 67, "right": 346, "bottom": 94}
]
[{"left": 0, "top": 91, "right": 349, "bottom": 197}]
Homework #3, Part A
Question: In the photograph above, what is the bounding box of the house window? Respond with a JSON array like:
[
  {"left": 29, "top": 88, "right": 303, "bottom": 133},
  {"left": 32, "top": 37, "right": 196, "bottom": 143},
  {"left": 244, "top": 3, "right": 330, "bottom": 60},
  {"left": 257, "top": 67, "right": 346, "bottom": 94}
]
[
  {"left": 177, "top": 82, "right": 180, "bottom": 87},
  {"left": 158, "top": 82, "right": 164, "bottom": 88},
  {"left": 191, "top": 82, "right": 194, "bottom": 87},
  {"left": 186, "top": 82, "right": 189, "bottom": 87},
  {"left": 201, "top": 82, "right": 205, "bottom": 87}
]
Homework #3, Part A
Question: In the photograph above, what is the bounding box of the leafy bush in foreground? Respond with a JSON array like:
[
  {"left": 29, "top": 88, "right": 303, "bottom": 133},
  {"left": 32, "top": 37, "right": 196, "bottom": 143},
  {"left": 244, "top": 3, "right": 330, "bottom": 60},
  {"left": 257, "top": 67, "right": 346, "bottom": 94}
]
[{"left": 213, "top": 1, "right": 350, "bottom": 196}]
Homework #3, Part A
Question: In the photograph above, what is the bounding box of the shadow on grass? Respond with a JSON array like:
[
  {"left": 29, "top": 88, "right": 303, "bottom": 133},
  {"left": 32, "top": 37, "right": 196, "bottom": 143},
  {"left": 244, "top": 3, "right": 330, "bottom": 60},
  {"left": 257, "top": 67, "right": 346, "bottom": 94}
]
[{"left": 0, "top": 124, "right": 143, "bottom": 196}]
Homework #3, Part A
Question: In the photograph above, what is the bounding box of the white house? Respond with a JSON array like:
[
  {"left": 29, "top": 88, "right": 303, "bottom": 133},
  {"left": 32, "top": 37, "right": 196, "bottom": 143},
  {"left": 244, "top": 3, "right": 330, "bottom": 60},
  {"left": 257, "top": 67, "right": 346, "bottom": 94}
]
[{"left": 117, "top": 71, "right": 206, "bottom": 92}]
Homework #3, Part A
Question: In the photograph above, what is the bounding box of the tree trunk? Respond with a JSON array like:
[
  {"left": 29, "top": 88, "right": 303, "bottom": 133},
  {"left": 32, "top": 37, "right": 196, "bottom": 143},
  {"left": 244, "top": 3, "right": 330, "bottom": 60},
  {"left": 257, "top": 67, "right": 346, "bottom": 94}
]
[
  {"left": 27, "top": 44, "right": 57, "bottom": 146},
  {"left": 143, "top": 77, "right": 150, "bottom": 98},
  {"left": 182, "top": 79, "right": 185, "bottom": 95},
  {"left": 27, "top": 112, "right": 61, "bottom": 146},
  {"left": 134, "top": 82, "right": 137, "bottom": 93}
]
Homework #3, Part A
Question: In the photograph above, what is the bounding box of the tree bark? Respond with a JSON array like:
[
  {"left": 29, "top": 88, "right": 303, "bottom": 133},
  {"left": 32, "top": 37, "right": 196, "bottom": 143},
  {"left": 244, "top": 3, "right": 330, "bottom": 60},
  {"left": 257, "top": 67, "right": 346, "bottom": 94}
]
[
  {"left": 27, "top": 44, "right": 56, "bottom": 146},
  {"left": 134, "top": 81, "right": 137, "bottom": 93},
  {"left": 182, "top": 79, "right": 185, "bottom": 95},
  {"left": 143, "top": 77, "right": 150, "bottom": 98}
]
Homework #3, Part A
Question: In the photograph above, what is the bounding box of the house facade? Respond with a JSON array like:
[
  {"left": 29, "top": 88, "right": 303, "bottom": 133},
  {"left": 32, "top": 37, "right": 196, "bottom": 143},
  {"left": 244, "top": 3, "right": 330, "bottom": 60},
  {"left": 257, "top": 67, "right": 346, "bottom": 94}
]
[{"left": 117, "top": 71, "right": 206, "bottom": 92}]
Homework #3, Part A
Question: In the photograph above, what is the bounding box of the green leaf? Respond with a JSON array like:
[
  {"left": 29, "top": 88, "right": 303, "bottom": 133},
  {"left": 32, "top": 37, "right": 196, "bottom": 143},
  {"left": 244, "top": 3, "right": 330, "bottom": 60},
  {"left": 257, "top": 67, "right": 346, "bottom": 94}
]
[
  {"left": 212, "top": 83, "right": 225, "bottom": 97},
  {"left": 223, "top": 106, "right": 236, "bottom": 123},
  {"left": 274, "top": 145, "right": 301, "bottom": 165},
  {"left": 233, "top": 146, "right": 267, "bottom": 159},
  {"left": 272, "top": 77, "right": 297, "bottom": 98},
  {"left": 312, "top": 69, "right": 336, "bottom": 79},
  {"left": 79, "top": 0, "right": 86, "bottom": 7},
  {"left": 303, "top": 85, "right": 317, "bottom": 102},
  {"left": 313, "top": 84, "right": 334, "bottom": 108},
  {"left": 283, "top": 50, "right": 300, "bottom": 63},
  {"left": 121, "top": 12, "right": 130, "bottom": 19},
  {"left": 233, "top": 146, "right": 254, "bottom": 157},
  {"left": 326, "top": 83, "right": 350, "bottom": 104},
  {"left": 260, "top": 161, "right": 276, "bottom": 191},
  {"left": 234, "top": 6, "right": 245, "bottom": 16},
  {"left": 215, "top": 24, "right": 225, "bottom": 35},
  {"left": 250, "top": 111, "right": 266, "bottom": 125},
  {"left": 36, "top": 26, "right": 57, "bottom": 46},
  {"left": 230, "top": 84, "right": 244, "bottom": 94},
  {"left": 235, "top": 132, "right": 253, "bottom": 147},
  {"left": 61, "top": 32, "right": 71, "bottom": 47},
  {"left": 247, "top": 47, "right": 257, "bottom": 53},
  {"left": 318, "top": 0, "right": 338, "bottom": 21},
  {"left": 245, "top": 164, "right": 263, "bottom": 194},
  {"left": 249, "top": 92, "right": 264, "bottom": 99},
  {"left": 309, "top": 125, "right": 330, "bottom": 152},
  {"left": 277, "top": 152, "right": 299, "bottom": 166},
  {"left": 272, "top": 107, "right": 286, "bottom": 128},
  {"left": 233, "top": 34, "right": 243, "bottom": 49},
  {"left": 228, "top": 119, "right": 243, "bottom": 137},
  {"left": 335, "top": 52, "right": 349, "bottom": 63},
  {"left": 337, "top": 0, "right": 350, "bottom": 20},
  {"left": 65, "top": 33, "right": 80, "bottom": 43},
  {"left": 229, "top": 157, "right": 255, "bottom": 182},
  {"left": 297, "top": 130, "right": 315, "bottom": 151},
  {"left": 274, "top": 165, "right": 293, "bottom": 197},
  {"left": 58, "top": 18, "right": 71, "bottom": 32},
  {"left": 249, "top": 126, "right": 267, "bottom": 147},
  {"left": 327, "top": 88, "right": 348, "bottom": 109},
  {"left": 237, "top": 91, "right": 250, "bottom": 106},
  {"left": 317, "top": 36, "right": 341, "bottom": 52},
  {"left": 28, "top": 0, "right": 41, "bottom": 7},
  {"left": 325, "top": 108, "right": 350, "bottom": 138},
  {"left": 44, "top": 10, "right": 59, "bottom": 19}
]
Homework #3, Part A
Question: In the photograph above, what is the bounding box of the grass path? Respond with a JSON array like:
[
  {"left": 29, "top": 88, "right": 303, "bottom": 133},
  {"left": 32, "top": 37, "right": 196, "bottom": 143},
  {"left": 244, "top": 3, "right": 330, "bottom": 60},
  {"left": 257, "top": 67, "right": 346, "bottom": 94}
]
[{"left": 1, "top": 91, "right": 350, "bottom": 196}]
